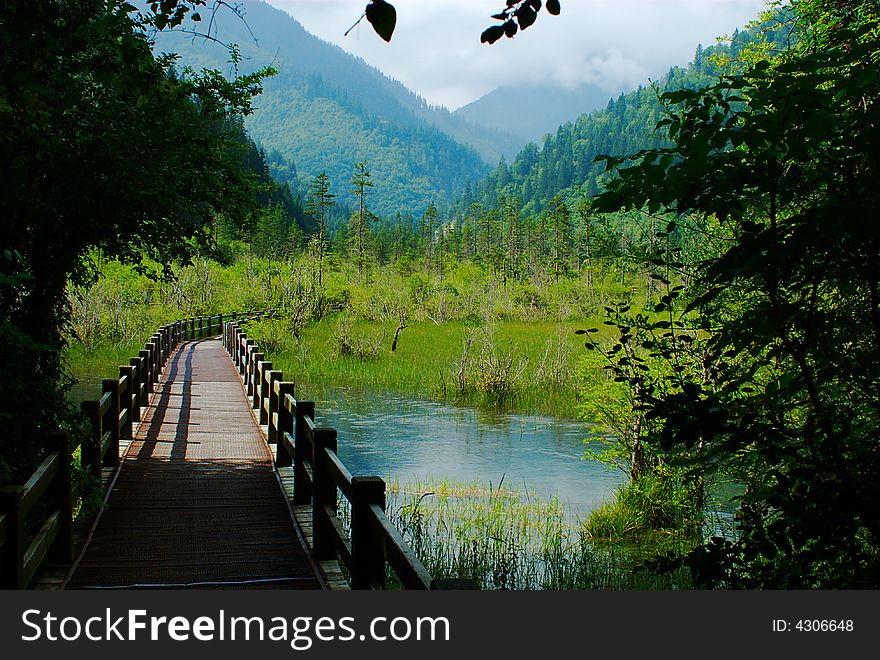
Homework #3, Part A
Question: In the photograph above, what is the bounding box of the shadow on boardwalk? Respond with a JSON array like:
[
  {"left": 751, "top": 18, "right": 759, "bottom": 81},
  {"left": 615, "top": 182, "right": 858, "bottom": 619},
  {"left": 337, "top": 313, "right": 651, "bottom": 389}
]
[{"left": 65, "top": 339, "right": 321, "bottom": 589}]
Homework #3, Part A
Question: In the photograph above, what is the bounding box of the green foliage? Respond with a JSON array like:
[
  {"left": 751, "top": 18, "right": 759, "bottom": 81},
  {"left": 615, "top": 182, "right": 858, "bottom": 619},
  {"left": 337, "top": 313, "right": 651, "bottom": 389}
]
[
  {"left": 591, "top": 0, "right": 880, "bottom": 587},
  {"left": 0, "top": 0, "right": 273, "bottom": 477},
  {"left": 584, "top": 466, "right": 702, "bottom": 554}
]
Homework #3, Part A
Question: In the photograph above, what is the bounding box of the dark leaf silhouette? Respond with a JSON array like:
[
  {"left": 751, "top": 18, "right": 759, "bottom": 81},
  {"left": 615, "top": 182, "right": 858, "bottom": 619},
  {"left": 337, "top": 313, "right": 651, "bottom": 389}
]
[
  {"left": 365, "top": 0, "right": 396, "bottom": 42},
  {"left": 481, "top": 24, "right": 506, "bottom": 44}
]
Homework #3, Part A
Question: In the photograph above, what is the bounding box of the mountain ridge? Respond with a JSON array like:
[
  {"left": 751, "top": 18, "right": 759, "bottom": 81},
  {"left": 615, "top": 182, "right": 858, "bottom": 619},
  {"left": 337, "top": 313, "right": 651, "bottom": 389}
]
[
  {"left": 155, "top": 0, "right": 521, "bottom": 214},
  {"left": 455, "top": 83, "right": 614, "bottom": 145}
]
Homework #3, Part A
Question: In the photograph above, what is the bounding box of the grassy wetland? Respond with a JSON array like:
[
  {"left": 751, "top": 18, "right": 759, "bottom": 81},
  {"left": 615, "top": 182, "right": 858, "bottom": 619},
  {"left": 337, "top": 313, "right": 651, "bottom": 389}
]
[{"left": 62, "top": 247, "right": 710, "bottom": 589}]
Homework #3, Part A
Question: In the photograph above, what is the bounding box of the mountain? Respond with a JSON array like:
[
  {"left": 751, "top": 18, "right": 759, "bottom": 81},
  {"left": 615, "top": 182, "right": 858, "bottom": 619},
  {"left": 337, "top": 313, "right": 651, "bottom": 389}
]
[
  {"left": 455, "top": 83, "right": 613, "bottom": 145},
  {"left": 154, "top": 1, "right": 520, "bottom": 215},
  {"left": 456, "top": 21, "right": 793, "bottom": 218}
]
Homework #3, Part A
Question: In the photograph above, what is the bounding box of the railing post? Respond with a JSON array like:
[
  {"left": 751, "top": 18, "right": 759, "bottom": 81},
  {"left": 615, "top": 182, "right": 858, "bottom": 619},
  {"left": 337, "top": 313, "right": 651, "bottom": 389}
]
[
  {"left": 81, "top": 400, "right": 102, "bottom": 479},
  {"left": 156, "top": 328, "right": 163, "bottom": 363},
  {"left": 150, "top": 336, "right": 161, "bottom": 375},
  {"left": 239, "top": 333, "right": 248, "bottom": 373},
  {"left": 129, "top": 357, "right": 144, "bottom": 419},
  {"left": 255, "top": 361, "right": 271, "bottom": 412},
  {"left": 293, "top": 401, "right": 315, "bottom": 505},
  {"left": 276, "top": 383, "right": 296, "bottom": 467},
  {"left": 139, "top": 348, "right": 153, "bottom": 395},
  {"left": 267, "top": 371, "right": 283, "bottom": 444},
  {"left": 0, "top": 487, "right": 25, "bottom": 589},
  {"left": 102, "top": 378, "right": 120, "bottom": 468},
  {"left": 119, "top": 365, "right": 135, "bottom": 439},
  {"left": 189, "top": 317, "right": 195, "bottom": 340},
  {"left": 248, "top": 353, "right": 264, "bottom": 397},
  {"left": 47, "top": 433, "right": 73, "bottom": 565},
  {"left": 258, "top": 362, "right": 273, "bottom": 422},
  {"left": 312, "top": 428, "right": 338, "bottom": 561},
  {"left": 244, "top": 339, "right": 255, "bottom": 378},
  {"left": 217, "top": 314, "right": 223, "bottom": 337},
  {"left": 351, "top": 476, "right": 387, "bottom": 590},
  {"left": 163, "top": 326, "right": 171, "bottom": 361},
  {"left": 244, "top": 343, "right": 255, "bottom": 389},
  {"left": 236, "top": 332, "right": 245, "bottom": 372}
]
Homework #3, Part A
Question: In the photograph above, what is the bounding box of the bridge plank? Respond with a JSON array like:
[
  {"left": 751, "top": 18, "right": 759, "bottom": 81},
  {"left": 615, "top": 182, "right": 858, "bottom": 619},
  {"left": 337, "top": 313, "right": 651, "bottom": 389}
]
[{"left": 65, "top": 339, "right": 321, "bottom": 590}]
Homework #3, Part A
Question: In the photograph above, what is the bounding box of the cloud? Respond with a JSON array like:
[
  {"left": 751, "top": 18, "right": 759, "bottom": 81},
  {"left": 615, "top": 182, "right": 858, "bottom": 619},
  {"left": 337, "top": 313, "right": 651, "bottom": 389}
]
[{"left": 264, "top": 0, "right": 766, "bottom": 109}]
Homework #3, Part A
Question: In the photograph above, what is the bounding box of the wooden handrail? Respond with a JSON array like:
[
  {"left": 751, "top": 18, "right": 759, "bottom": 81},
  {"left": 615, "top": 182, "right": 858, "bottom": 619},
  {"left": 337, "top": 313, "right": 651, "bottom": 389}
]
[
  {"left": 20, "top": 452, "right": 61, "bottom": 518},
  {"left": 223, "top": 318, "right": 452, "bottom": 590},
  {"left": 0, "top": 311, "right": 275, "bottom": 589},
  {"left": 4, "top": 308, "right": 429, "bottom": 589},
  {"left": 0, "top": 433, "right": 72, "bottom": 589}
]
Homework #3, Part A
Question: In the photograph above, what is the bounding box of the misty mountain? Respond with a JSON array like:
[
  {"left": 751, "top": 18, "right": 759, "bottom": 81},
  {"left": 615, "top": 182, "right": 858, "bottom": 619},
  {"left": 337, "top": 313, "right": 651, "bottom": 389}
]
[
  {"left": 155, "top": 0, "right": 520, "bottom": 214},
  {"left": 455, "top": 83, "right": 613, "bottom": 145},
  {"left": 457, "top": 21, "right": 793, "bottom": 218}
]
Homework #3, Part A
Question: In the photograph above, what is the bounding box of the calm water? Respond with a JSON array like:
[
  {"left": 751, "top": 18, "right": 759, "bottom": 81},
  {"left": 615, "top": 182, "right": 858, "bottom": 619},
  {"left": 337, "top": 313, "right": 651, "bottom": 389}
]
[{"left": 307, "top": 385, "right": 624, "bottom": 519}]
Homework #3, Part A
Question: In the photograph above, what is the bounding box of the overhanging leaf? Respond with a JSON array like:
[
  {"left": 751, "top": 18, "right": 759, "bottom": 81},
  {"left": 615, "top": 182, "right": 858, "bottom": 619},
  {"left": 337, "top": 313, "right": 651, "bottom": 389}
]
[
  {"left": 366, "top": 1, "right": 396, "bottom": 42},
  {"left": 481, "top": 24, "right": 506, "bottom": 44}
]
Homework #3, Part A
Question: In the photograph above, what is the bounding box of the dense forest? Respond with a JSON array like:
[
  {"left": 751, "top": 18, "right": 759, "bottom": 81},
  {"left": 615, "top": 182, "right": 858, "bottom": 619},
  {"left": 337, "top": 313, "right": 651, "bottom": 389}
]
[
  {"left": 3, "top": 0, "right": 879, "bottom": 591},
  {"left": 155, "top": 0, "right": 517, "bottom": 214},
  {"left": 456, "top": 16, "right": 795, "bottom": 217}
]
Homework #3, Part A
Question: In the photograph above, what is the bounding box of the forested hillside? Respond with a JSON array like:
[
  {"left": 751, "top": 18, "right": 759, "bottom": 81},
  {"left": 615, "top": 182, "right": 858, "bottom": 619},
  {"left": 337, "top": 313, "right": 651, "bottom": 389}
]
[
  {"left": 156, "top": 0, "right": 520, "bottom": 214},
  {"left": 457, "top": 19, "right": 792, "bottom": 217}
]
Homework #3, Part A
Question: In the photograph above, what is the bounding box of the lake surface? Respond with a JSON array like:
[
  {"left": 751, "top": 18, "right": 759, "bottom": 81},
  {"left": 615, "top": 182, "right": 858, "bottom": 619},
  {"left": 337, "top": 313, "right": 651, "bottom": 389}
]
[{"left": 306, "top": 385, "right": 624, "bottom": 520}]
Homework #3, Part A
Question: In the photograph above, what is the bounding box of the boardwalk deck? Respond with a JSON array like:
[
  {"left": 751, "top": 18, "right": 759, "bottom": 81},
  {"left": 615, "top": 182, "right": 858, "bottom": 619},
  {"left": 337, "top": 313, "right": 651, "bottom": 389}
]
[{"left": 64, "top": 338, "right": 322, "bottom": 589}]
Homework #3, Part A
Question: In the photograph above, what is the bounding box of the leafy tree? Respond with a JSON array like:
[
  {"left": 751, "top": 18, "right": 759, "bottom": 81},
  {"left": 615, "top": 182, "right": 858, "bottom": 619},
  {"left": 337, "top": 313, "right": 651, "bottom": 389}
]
[
  {"left": 0, "top": 0, "right": 272, "bottom": 478},
  {"left": 591, "top": 0, "right": 880, "bottom": 587}
]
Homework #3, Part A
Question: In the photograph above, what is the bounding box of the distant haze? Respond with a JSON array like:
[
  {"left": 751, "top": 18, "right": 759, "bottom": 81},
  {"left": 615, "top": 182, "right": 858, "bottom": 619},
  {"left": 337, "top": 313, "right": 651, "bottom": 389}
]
[{"left": 266, "top": 0, "right": 767, "bottom": 110}]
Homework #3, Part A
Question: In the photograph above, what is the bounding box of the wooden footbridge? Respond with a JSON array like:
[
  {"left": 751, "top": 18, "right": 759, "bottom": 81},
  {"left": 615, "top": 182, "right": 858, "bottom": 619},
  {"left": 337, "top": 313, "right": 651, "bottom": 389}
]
[{"left": 0, "top": 314, "right": 439, "bottom": 590}]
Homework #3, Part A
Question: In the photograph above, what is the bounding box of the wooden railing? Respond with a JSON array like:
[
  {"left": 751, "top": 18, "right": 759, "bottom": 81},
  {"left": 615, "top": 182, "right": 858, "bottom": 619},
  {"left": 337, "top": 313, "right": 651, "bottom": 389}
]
[
  {"left": 0, "top": 433, "right": 72, "bottom": 590},
  {"left": 0, "top": 310, "right": 263, "bottom": 589},
  {"left": 224, "top": 320, "right": 443, "bottom": 590}
]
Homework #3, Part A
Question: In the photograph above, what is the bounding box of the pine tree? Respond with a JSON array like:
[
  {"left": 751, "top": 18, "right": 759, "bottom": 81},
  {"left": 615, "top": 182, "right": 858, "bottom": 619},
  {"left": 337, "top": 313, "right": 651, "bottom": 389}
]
[
  {"left": 305, "top": 171, "right": 335, "bottom": 285},
  {"left": 548, "top": 195, "right": 569, "bottom": 282},
  {"left": 350, "top": 161, "right": 374, "bottom": 275}
]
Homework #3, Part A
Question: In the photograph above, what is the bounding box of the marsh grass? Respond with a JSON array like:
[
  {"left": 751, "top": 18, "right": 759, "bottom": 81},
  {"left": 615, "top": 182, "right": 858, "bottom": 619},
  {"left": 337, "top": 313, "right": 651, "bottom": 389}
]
[
  {"left": 384, "top": 478, "right": 694, "bottom": 590},
  {"left": 245, "top": 318, "right": 597, "bottom": 417}
]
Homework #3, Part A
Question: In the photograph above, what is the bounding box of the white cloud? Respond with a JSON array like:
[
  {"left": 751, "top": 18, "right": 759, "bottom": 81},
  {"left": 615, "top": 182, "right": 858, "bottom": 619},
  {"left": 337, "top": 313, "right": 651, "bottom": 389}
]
[{"left": 264, "top": 0, "right": 767, "bottom": 109}]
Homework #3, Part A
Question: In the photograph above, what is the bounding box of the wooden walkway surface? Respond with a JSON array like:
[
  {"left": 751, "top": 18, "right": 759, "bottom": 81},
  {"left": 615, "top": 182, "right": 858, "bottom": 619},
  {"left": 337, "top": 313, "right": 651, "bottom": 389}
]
[{"left": 64, "top": 338, "right": 322, "bottom": 589}]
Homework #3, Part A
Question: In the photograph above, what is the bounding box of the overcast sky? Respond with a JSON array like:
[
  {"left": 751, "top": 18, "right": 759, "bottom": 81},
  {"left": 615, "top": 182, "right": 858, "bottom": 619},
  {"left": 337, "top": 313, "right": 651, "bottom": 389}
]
[{"left": 263, "top": 0, "right": 767, "bottom": 110}]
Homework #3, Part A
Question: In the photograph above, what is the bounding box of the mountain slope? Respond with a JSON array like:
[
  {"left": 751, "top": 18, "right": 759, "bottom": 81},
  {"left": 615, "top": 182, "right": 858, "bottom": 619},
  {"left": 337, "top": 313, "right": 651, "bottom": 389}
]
[
  {"left": 456, "top": 21, "right": 792, "bottom": 217},
  {"left": 455, "top": 83, "right": 612, "bottom": 145},
  {"left": 156, "top": 0, "right": 517, "bottom": 214}
]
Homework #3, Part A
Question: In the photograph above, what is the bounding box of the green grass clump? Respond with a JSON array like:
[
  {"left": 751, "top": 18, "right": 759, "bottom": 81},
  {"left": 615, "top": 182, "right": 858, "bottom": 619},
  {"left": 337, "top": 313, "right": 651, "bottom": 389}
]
[
  {"left": 584, "top": 467, "right": 702, "bottom": 558},
  {"left": 385, "top": 477, "right": 694, "bottom": 590},
  {"left": 245, "top": 317, "right": 598, "bottom": 417}
]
